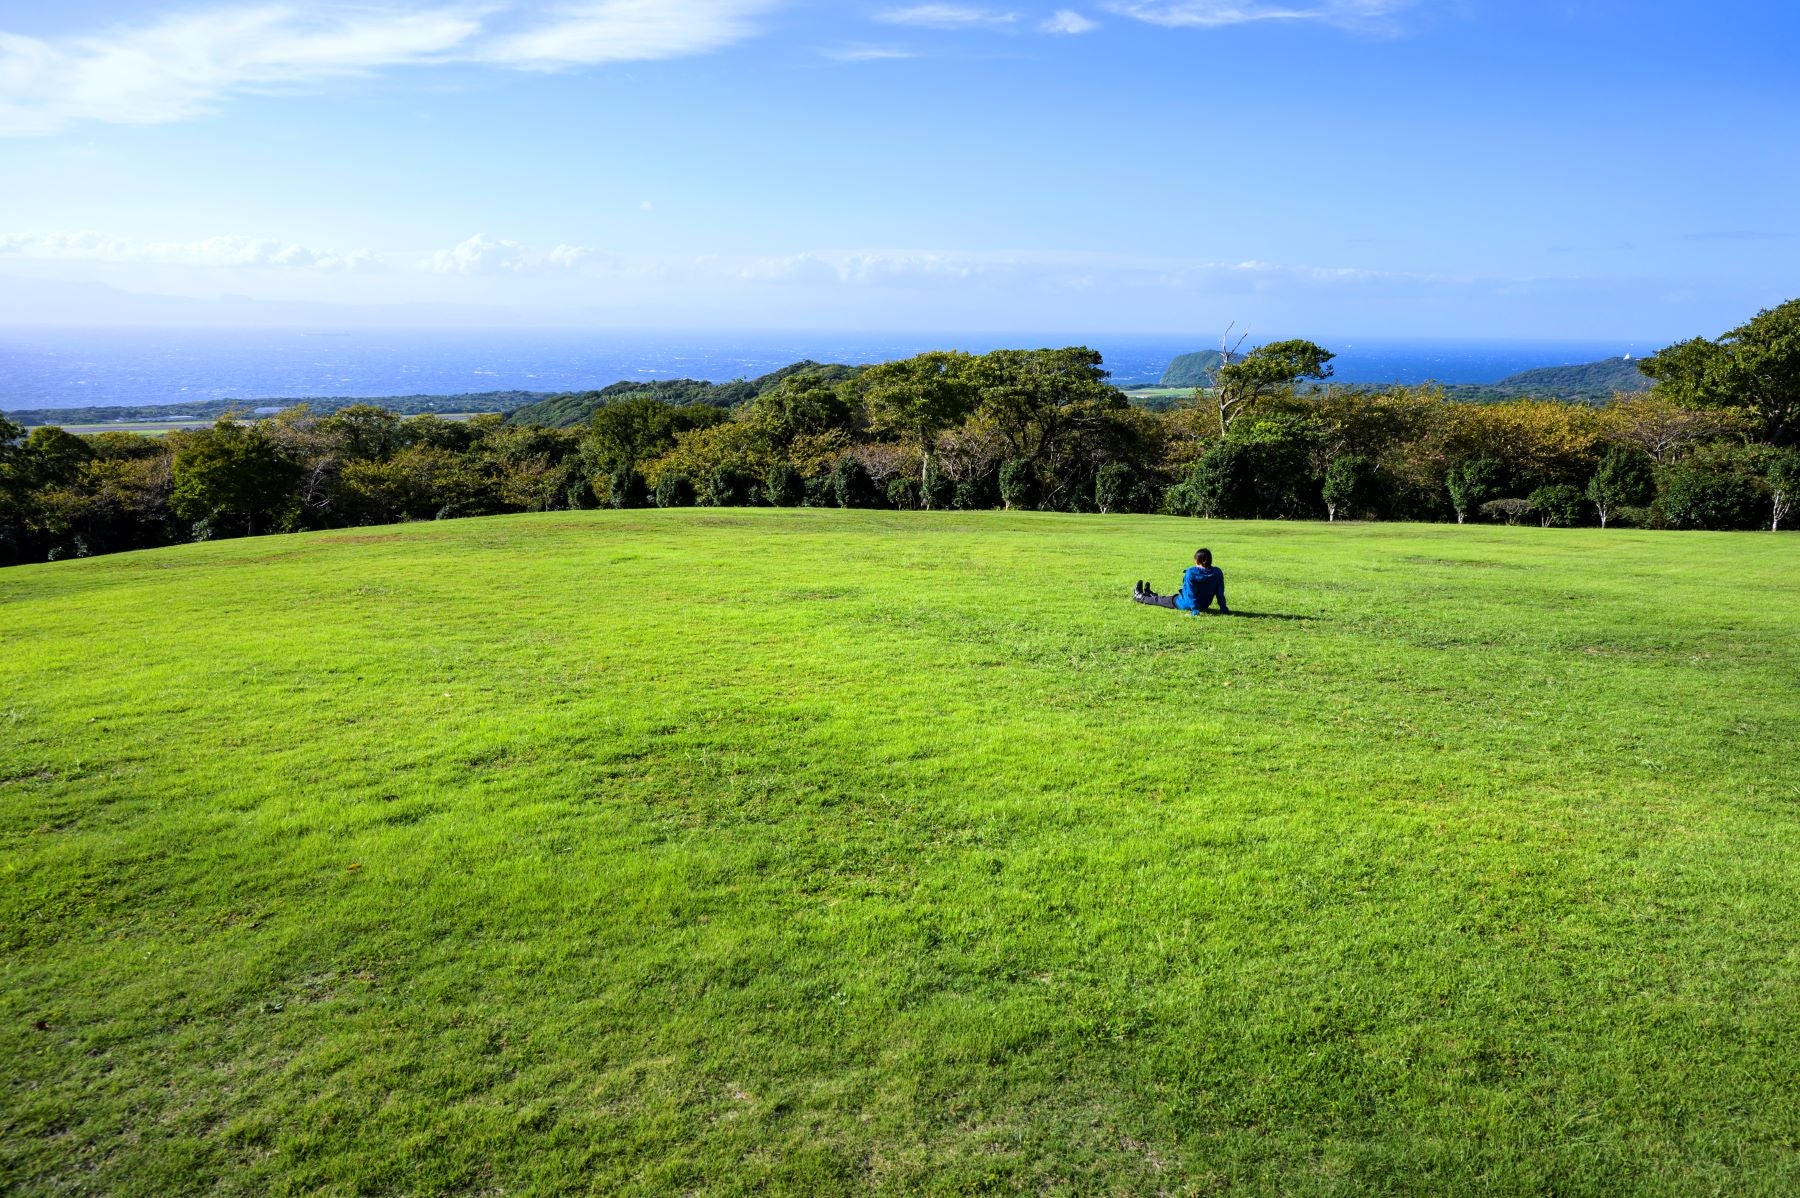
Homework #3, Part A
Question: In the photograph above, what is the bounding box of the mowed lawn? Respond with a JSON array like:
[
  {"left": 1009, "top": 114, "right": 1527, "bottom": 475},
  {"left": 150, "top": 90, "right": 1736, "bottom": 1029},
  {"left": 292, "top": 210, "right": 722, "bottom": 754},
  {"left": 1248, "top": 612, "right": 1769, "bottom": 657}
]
[{"left": 3, "top": 510, "right": 1798, "bottom": 1196}]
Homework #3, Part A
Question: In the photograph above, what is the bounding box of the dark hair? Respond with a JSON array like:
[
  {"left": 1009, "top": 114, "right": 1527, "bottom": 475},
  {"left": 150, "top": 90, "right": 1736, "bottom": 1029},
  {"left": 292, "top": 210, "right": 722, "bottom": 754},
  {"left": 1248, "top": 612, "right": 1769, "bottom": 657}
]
[{"left": 1195, "top": 548, "right": 1212, "bottom": 566}]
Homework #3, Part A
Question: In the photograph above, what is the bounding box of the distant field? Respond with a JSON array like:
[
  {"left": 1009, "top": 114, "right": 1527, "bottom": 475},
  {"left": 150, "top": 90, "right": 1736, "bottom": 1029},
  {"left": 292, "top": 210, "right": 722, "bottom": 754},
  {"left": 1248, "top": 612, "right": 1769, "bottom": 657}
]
[
  {"left": 38, "top": 413, "right": 487, "bottom": 436},
  {"left": 47, "top": 420, "right": 216, "bottom": 436},
  {"left": 3, "top": 511, "right": 1797, "bottom": 1194}
]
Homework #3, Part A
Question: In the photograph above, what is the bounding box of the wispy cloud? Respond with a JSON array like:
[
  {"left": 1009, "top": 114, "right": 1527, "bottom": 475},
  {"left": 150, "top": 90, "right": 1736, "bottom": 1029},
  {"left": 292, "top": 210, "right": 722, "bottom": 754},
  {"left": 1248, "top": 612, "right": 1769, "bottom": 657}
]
[
  {"left": 0, "top": 2, "right": 781, "bottom": 136},
  {"left": 1103, "top": 1, "right": 1418, "bottom": 30},
  {"left": 874, "top": 5, "right": 1020, "bottom": 30},
  {"left": 821, "top": 43, "right": 920, "bottom": 61},
  {"left": 483, "top": 0, "right": 779, "bottom": 70},
  {"left": 1042, "top": 11, "right": 1101, "bottom": 33},
  {"left": 0, "top": 230, "right": 375, "bottom": 270},
  {"left": 0, "top": 229, "right": 615, "bottom": 275},
  {"left": 0, "top": 6, "right": 479, "bottom": 136},
  {"left": 0, "top": 227, "right": 1411, "bottom": 292}
]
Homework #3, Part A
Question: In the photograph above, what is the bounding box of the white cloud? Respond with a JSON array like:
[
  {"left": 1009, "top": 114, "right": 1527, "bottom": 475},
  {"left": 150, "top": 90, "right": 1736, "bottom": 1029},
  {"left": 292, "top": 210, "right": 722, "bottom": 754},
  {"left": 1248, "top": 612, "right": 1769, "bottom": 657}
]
[
  {"left": 874, "top": 5, "right": 1019, "bottom": 30},
  {"left": 0, "top": 227, "right": 1413, "bottom": 302},
  {"left": 427, "top": 233, "right": 531, "bottom": 274},
  {"left": 1103, "top": 1, "right": 1417, "bottom": 29},
  {"left": 821, "top": 44, "right": 919, "bottom": 62},
  {"left": 0, "top": 2, "right": 781, "bottom": 135},
  {"left": 0, "top": 7, "right": 482, "bottom": 136},
  {"left": 545, "top": 243, "right": 597, "bottom": 268},
  {"left": 1042, "top": 10, "right": 1100, "bottom": 33},
  {"left": 483, "top": 0, "right": 779, "bottom": 70}
]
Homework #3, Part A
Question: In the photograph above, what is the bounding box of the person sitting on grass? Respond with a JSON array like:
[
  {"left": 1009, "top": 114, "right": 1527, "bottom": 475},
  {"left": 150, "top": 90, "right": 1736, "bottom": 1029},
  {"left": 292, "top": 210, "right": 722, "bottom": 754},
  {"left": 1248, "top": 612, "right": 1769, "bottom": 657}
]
[{"left": 1133, "top": 548, "right": 1230, "bottom": 615}]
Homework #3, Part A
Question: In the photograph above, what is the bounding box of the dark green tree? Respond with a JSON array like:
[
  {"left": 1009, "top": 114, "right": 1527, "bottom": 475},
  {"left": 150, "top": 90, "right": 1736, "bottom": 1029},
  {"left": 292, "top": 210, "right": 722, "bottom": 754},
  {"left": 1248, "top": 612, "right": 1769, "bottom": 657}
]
[
  {"left": 859, "top": 351, "right": 978, "bottom": 507},
  {"left": 1529, "top": 484, "right": 1585, "bottom": 528},
  {"left": 583, "top": 397, "right": 727, "bottom": 475},
  {"left": 1766, "top": 449, "right": 1800, "bottom": 532},
  {"left": 654, "top": 473, "right": 696, "bottom": 508},
  {"left": 169, "top": 421, "right": 298, "bottom": 537},
  {"left": 765, "top": 463, "right": 804, "bottom": 507},
  {"left": 998, "top": 459, "right": 1038, "bottom": 511},
  {"left": 1654, "top": 464, "right": 1762, "bottom": 530},
  {"left": 1640, "top": 299, "right": 1800, "bottom": 445},
  {"left": 319, "top": 405, "right": 405, "bottom": 462},
  {"left": 1094, "top": 462, "right": 1139, "bottom": 515},
  {"left": 0, "top": 416, "right": 31, "bottom": 565},
  {"left": 1446, "top": 458, "right": 1508, "bottom": 524},
  {"left": 1322, "top": 454, "right": 1377, "bottom": 522},
  {"left": 1179, "top": 441, "right": 1258, "bottom": 519},
  {"left": 22, "top": 426, "right": 95, "bottom": 488},
  {"left": 607, "top": 466, "right": 650, "bottom": 509},
  {"left": 831, "top": 455, "right": 879, "bottom": 509},
  {"left": 921, "top": 462, "right": 953, "bottom": 511},
  {"left": 1586, "top": 447, "right": 1656, "bottom": 528},
  {"left": 968, "top": 347, "right": 1119, "bottom": 470},
  {"left": 706, "top": 464, "right": 758, "bottom": 507},
  {"left": 1211, "top": 337, "right": 1335, "bottom": 435}
]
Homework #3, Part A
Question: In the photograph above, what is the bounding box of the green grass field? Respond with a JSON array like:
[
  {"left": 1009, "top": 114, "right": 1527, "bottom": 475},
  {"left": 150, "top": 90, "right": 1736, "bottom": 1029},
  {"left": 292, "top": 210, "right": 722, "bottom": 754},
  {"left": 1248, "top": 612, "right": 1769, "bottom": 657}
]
[{"left": 4, "top": 511, "right": 1798, "bottom": 1195}]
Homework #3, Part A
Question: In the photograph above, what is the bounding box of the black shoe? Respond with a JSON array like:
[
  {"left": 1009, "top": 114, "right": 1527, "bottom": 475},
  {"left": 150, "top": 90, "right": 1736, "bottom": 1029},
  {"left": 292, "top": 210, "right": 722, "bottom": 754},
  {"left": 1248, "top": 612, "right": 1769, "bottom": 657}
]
[{"left": 1134, "top": 579, "right": 1145, "bottom": 596}]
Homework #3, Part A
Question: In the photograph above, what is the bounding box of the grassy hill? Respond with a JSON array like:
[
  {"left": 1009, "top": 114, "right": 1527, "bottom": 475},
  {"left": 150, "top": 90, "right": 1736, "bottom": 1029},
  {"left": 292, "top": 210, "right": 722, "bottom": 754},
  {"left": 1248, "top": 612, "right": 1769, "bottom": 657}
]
[
  {"left": 1158, "top": 349, "right": 1229, "bottom": 387},
  {"left": 1444, "top": 357, "right": 1654, "bottom": 404},
  {"left": 505, "top": 361, "right": 862, "bottom": 428},
  {"left": 3, "top": 511, "right": 1797, "bottom": 1194}
]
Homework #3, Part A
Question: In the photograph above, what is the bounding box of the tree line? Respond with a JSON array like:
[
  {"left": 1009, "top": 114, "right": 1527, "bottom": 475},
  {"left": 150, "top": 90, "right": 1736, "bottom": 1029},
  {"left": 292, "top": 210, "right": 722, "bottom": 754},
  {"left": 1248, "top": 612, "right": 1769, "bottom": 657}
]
[{"left": 3, "top": 300, "right": 1796, "bottom": 567}]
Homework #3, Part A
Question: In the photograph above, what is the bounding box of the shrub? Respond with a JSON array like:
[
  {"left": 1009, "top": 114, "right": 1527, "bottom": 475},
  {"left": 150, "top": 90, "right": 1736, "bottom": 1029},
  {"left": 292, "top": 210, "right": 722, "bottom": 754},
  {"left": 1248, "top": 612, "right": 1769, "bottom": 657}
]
[
  {"left": 608, "top": 466, "right": 649, "bottom": 509},
  {"left": 954, "top": 472, "right": 999, "bottom": 511},
  {"left": 801, "top": 474, "right": 836, "bottom": 507},
  {"left": 886, "top": 476, "right": 919, "bottom": 510},
  {"left": 706, "top": 465, "right": 759, "bottom": 507},
  {"left": 922, "top": 463, "right": 953, "bottom": 511},
  {"left": 1181, "top": 441, "right": 1256, "bottom": 519},
  {"left": 1094, "top": 462, "right": 1139, "bottom": 514},
  {"left": 998, "top": 459, "right": 1038, "bottom": 511},
  {"left": 765, "top": 463, "right": 804, "bottom": 507},
  {"left": 831, "top": 455, "right": 879, "bottom": 509},
  {"left": 1230, "top": 419, "right": 1319, "bottom": 519},
  {"left": 1479, "top": 497, "right": 1536, "bottom": 525},
  {"left": 1655, "top": 465, "right": 1763, "bottom": 530},
  {"left": 1528, "top": 484, "right": 1585, "bottom": 528},
  {"left": 654, "top": 473, "right": 696, "bottom": 508}
]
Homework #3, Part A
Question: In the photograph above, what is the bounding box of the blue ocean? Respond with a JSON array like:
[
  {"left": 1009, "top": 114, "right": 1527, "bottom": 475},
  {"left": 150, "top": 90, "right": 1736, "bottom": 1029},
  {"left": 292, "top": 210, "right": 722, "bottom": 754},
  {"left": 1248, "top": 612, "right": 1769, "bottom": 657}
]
[{"left": 0, "top": 327, "right": 1656, "bottom": 411}]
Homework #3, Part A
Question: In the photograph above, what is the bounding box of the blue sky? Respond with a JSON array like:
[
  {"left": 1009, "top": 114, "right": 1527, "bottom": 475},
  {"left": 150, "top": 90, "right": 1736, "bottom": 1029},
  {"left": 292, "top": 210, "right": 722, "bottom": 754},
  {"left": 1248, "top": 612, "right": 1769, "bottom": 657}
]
[{"left": 1, "top": 1, "right": 1795, "bottom": 338}]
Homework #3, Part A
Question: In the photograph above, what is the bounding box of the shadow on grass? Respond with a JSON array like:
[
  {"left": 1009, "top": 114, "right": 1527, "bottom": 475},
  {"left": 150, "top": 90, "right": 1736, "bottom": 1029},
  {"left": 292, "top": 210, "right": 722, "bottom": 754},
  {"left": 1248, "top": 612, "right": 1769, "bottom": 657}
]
[{"left": 1223, "top": 611, "right": 1320, "bottom": 622}]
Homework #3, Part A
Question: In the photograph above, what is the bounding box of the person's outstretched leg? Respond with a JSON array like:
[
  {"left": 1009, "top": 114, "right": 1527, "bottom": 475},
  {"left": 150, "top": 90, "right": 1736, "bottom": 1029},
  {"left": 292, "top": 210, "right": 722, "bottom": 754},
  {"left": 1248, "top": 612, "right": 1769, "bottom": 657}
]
[{"left": 1135, "top": 587, "right": 1179, "bottom": 609}]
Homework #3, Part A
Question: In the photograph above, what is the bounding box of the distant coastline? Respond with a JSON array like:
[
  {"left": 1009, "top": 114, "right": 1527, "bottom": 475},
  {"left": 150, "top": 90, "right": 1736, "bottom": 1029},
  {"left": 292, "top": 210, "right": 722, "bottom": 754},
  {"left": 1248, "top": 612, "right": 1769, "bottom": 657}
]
[{"left": 0, "top": 328, "right": 1653, "bottom": 415}]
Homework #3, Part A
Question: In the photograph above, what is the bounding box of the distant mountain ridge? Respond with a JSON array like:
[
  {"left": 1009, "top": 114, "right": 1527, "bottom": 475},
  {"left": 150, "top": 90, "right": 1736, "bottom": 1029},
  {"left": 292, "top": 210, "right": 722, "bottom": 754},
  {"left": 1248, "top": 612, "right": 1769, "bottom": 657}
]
[
  {"left": 1152, "top": 351, "right": 1652, "bottom": 403},
  {"left": 2, "top": 392, "right": 537, "bottom": 428},
  {"left": 1464, "top": 356, "right": 1652, "bottom": 401},
  {"left": 503, "top": 360, "right": 861, "bottom": 427}
]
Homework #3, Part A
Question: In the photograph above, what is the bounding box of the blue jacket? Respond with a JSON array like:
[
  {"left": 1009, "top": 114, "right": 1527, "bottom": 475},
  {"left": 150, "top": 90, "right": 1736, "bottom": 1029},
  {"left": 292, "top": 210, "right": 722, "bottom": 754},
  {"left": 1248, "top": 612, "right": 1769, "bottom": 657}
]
[{"left": 1176, "top": 565, "right": 1227, "bottom": 614}]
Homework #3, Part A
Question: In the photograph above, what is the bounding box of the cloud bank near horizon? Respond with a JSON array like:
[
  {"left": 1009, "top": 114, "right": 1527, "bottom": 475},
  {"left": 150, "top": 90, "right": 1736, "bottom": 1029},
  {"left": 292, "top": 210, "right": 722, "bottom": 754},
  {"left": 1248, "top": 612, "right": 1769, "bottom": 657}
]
[{"left": 0, "top": 221, "right": 1728, "bottom": 343}]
